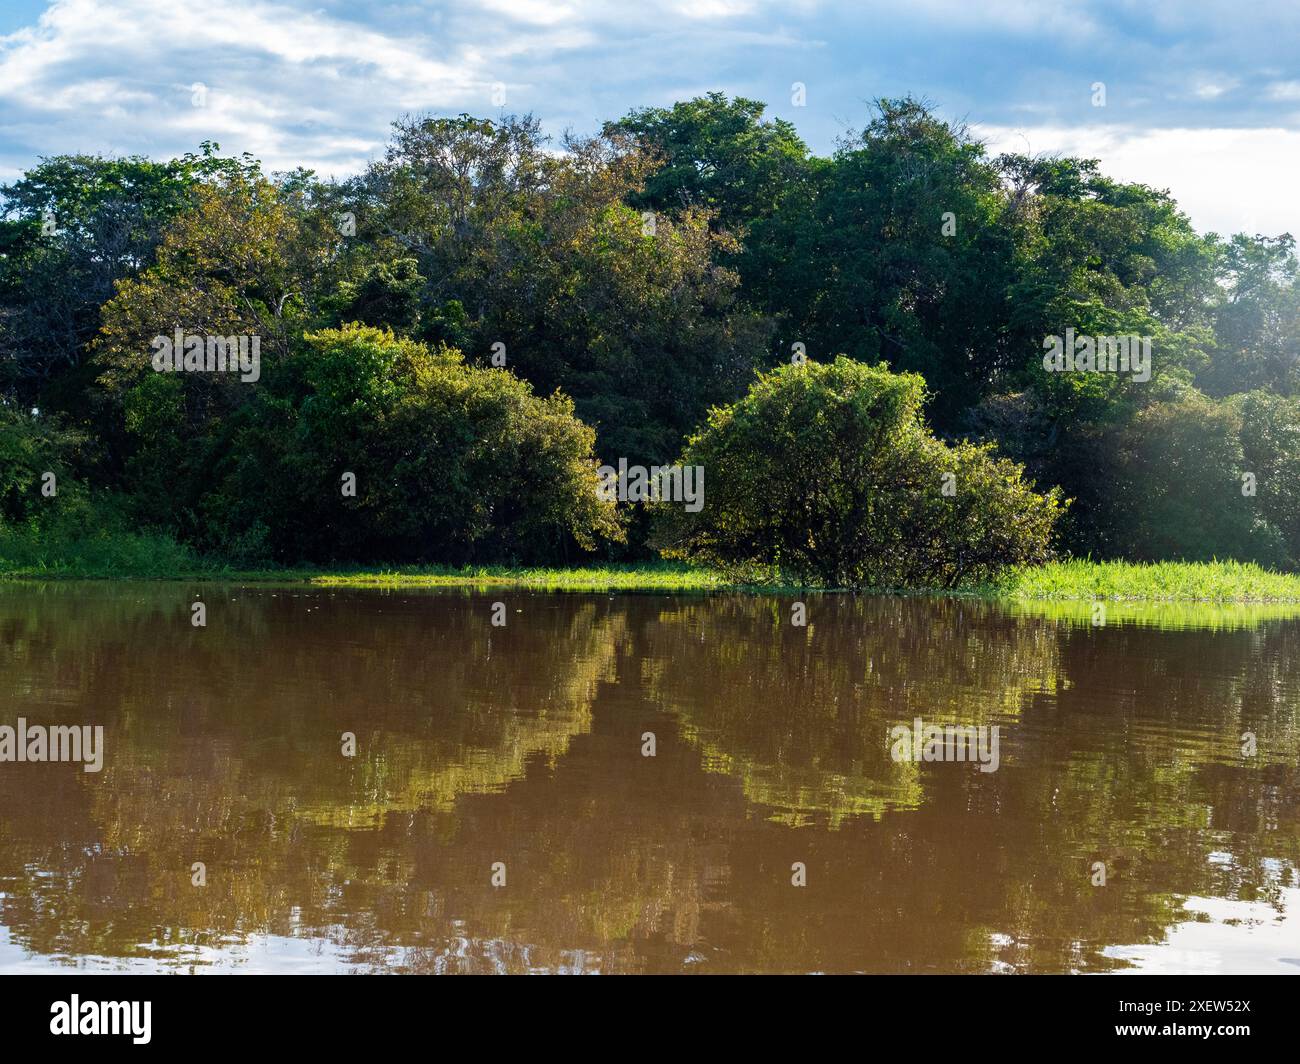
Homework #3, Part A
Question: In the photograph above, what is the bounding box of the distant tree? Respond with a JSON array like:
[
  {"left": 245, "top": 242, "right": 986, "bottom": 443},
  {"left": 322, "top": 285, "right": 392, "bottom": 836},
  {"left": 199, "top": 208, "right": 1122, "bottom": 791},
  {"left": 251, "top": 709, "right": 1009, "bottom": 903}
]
[
  {"left": 965, "top": 150, "right": 1228, "bottom": 553},
  {"left": 1109, "top": 390, "right": 1287, "bottom": 565},
  {"left": 1201, "top": 234, "right": 1300, "bottom": 397},
  {"left": 604, "top": 93, "right": 810, "bottom": 232},
  {"left": 7, "top": 99, "right": 1300, "bottom": 574},
  {"left": 0, "top": 155, "right": 195, "bottom": 409},
  {"left": 0, "top": 405, "right": 90, "bottom": 527},
  {"left": 750, "top": 99, "right": 1025, "bottom": 428},
  {"left": 353, "top": 113, "right": 771, "bottom": 465},
  {"left": 326, "top": 257, "right": 425, "bottom": 333},
  {"left": 0, "top": 144, "right": 270, "bottom": 411},
  {"left": 93, "top": 168, "right": 344, "bottom": 482},
  {"left": 1236, "top": 389, "right": 1300, "bottom": 564}
]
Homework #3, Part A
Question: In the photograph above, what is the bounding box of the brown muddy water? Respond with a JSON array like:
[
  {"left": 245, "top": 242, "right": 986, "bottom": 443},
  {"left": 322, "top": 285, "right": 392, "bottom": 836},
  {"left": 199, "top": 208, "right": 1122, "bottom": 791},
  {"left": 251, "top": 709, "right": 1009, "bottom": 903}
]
[{"left": 0, "top": 582, "right": 1297, "bottom": 974}]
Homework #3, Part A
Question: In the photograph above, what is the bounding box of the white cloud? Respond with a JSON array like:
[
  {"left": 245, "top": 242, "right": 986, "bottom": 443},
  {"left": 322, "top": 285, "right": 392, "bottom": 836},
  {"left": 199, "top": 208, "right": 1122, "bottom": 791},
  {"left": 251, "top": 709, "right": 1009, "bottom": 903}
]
[
  {"left": 667, "top": 0, "right": 760, "bottom": 17},
  {"left": 0, "top": 0, "right": 502, "bottom": 176},
  {"left": 874, "top": 0, "right": 1099, "bottom": 35},
  {"left": 476, "top": 0, "right": 583, "bottom": 25},
  {"left": 1266, "top": 80, "right": 1300, "bottom": 101},
  {"left": 0, "top": 0, "right": 806, "bottom": 178},
  {"left": 977, "top": 123, "right": 1300, "bottom": 237},
  {"left": 1, "top": 0, "right": 1297, "bottom": 249},
  {"left": 1192, "top": 79, "right": 1237, "bottom": 100}
]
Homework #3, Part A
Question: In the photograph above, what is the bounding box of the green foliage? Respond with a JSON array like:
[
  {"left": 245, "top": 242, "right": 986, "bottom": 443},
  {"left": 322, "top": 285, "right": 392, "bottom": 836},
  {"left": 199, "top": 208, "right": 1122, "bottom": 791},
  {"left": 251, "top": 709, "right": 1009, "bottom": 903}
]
[
  {"left": 94, "top": 169, "right": 342, "bottom": 402},
  {"left": 349, "top": 113, "right": 769, "bottom": 464},
  {"left": 0, "top": 146, "right": 259, "bottom": 412},
  {"left": 326, "top": 257, "right": 425, "bottom": 333},
  {"left": 0, "top": 405, "right": 92, "bottom": 526},
  {"left": 654, "top": 357, "right": 1064, "bottom": 587},
  {"left": 1107, "top": 391, "right": 1287, "bottom": 566},
  {"left": 306, "top": 561, "right": 734, "bottom": 591},
  {"left": 604, "top": 92, "right": 810, "bottom": 233},
  {"left": 998, "top": 558, "right": 1300, "bottom": 603},
  {"left": 7, "top": 97, "right": 1300, "bottom": 575},
  {"left": 1235, "top": 390, "right": 1300, "bottom": 562},
  {"left": 1201, "top": 234, "right": 1300, "bottom": 397},
  {"left": 205, "top": 324, "right": 624, "bottom": 565},
  {"left": 744, "top": 100, "right": 1025, "bottom": 424},
  {"left": 0, "top": 405, "right": 208, "bottom": 578},
  {"left": 0, "top": 513, "right": 206, "bottom": 579}
]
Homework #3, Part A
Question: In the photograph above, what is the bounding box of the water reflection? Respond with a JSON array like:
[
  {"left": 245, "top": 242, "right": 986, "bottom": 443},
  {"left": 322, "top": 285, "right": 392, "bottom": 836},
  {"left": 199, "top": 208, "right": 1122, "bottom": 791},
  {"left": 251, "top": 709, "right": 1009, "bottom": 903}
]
[{"left": 0, "top": 583, "right": 1296, "bottom": 973}]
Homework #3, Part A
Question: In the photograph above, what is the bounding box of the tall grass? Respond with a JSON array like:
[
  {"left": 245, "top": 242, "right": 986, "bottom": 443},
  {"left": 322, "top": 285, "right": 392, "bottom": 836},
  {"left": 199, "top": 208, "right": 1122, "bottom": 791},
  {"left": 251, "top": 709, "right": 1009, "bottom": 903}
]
[
  {"left": 306, "top": 562, "right": 739, "bottom": 591},
  {"left": 993, "top": 558, "right": 1300, "bottom": 602},
  {"left": 0, "top": 522, "right": 221, "bottom": 579}
]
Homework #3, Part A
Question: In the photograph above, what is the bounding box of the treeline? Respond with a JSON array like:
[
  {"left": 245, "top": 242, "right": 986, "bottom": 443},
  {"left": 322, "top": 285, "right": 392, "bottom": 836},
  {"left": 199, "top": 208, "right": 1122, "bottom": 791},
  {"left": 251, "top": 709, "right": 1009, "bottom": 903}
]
[{"left": 2, "top": 95, "right": 1299, "bottom": 578}]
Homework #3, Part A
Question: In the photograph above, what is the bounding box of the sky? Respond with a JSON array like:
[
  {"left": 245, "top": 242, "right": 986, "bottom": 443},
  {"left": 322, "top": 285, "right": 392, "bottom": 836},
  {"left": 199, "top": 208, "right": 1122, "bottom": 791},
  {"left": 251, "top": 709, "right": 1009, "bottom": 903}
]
[{"left": 1, "top": 0, "right": 1297, "bottom": 238}]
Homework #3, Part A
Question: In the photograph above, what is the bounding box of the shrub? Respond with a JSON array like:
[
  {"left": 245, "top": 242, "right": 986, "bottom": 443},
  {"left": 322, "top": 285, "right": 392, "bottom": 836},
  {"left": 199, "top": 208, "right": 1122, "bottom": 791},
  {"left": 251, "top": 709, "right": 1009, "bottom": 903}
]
[
  {"left": 653, "top": 357, "right": 1064, "bottom": 587},
  {"left": 1236, "top": 390, "right": 1300, "bottom": 566},
  {"left": 208, "top": 324, "right": 624, "bottom": 564},
  {"left": 0, "top": 404, "right": 92, "bottom": 527},
  {"left": 1110, "top": 391, "right": 1288, "bottom": 566},
  {"left": 0, "top": 405, "right": 210, "bottom": 577}
]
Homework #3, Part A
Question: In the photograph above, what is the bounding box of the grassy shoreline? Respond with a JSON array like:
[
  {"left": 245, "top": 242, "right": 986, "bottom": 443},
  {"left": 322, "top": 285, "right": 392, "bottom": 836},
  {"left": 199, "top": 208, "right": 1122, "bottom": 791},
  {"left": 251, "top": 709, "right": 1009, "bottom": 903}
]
[
  {"left": 988, "top": 558, "right": 1300, "bottom": 602},
  {"left": 5, "top": 531, "right": 1300, "bottom": 602}
]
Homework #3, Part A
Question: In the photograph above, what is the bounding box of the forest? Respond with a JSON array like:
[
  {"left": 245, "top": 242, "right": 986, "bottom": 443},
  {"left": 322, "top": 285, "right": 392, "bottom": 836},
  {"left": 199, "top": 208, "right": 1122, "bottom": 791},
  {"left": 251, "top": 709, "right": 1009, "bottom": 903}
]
[{"left": 3, "top": 94, "right": 1299, "bottom": 586}]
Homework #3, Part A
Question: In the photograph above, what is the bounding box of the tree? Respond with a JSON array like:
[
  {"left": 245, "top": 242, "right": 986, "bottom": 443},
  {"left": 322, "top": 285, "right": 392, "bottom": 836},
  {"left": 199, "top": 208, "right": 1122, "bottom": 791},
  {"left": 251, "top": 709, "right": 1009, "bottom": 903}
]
[
  {"left": 202, "top": 325, "right": 623, "bottom": 564},
  {"left": 326, "top": 257, "right": 424, "bottom": 333},
  {"left": 0, "top": 155, "right": 196, "bottom": 409},
  {"left": 605, "top": 93, "right": 810, "bottom": 234},
  {"left": 352, "top": 114, "right": 771, "bottom": 465},
  {"left": 0, "top": 405, "right": 91, "bottom": 527},
  {"left": 92, "top": 167, "right": 344, "bottom": 492},
  {"left": 654, "top": 357, "right": 1063, "bottom": 587},
  {"left": 749, "top": 99, "right": 1026, "bottom": 428},
  {"left": 1201, "top": 234, "right": 1300, "bottom": 398},
  {"left": 1236, "top": 389, "right": 1300, "bottom": 564},
  {"left": 1109, "top": 390, "right": 1287, "bottom": 565},
  {"left": 0, "top": 144, "right": 270, "bottom": 412},
  {"left": 96, "top": 170, "right": 342, "bottom": 391}
]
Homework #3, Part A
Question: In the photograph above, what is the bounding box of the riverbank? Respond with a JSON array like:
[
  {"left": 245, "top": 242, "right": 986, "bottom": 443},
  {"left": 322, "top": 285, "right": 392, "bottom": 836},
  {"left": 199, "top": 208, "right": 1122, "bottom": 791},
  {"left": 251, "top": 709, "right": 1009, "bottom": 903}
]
[
  {"left": 300, "top": 559, "right": 1300, "bottom": 601},
  {"left": 990, "top": 558, "right": 1300, "bottom": 602},
  {"left": 4, "top": 525, "right": 1300, "bottom": 601}
]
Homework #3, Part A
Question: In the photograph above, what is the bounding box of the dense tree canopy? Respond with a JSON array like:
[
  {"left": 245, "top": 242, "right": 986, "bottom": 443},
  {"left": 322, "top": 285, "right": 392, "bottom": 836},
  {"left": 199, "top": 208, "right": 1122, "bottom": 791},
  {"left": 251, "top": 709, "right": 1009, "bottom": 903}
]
[{"left": 3, "top": 96, "right": 1299, "bottom": 575}]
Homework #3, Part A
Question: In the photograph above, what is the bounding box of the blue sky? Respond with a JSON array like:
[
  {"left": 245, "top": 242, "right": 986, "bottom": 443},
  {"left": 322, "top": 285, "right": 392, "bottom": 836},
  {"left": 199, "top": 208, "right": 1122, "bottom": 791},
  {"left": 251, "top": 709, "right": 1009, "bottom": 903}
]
[{"left": 1, "top": 0, "right": 1297, "bottom": 237}]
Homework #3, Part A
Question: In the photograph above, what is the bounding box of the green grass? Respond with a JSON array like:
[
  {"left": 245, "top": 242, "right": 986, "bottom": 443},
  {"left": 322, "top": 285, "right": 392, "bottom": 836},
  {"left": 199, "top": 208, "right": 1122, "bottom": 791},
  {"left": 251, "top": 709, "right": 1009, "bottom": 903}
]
[
  {"left": 0, "top": 526, "right": 753, "bottom": 590},
  {"left": 305, "top": 562, "right": 743, "bottom": 591},
  {"left": 1001, "top": 597, "right": 1300, "bottom": 630},
  {"left": 7, "top": 522, "right": 1300, "bottom": 602},
  {"left": 990, "top": 558, "right": 1300, "bottom": 603},
  {"left": 0, "top": 523, "right": 225, "bottom": 580},
  {"left": 304, "top": 558, "right": 1300, "bottom": 599}
]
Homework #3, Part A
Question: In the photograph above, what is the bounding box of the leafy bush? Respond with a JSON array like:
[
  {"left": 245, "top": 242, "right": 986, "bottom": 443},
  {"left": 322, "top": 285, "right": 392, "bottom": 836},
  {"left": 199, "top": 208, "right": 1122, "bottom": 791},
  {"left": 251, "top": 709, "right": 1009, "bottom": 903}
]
[
  {"left": 0, "top": 510, "right": 205, "bottom": 578},
  {"left": 0, "top": 404, "right": 93, "bottom": 527},
  {"left": 1109, "top": 391, "right": 1289, "bottom": 566},
  {"left": 1236, "top": 390, "right": 1300, "bottom": 565},
  {"left": 654, "top": 357, "right": 1064, "bottom": 587},
  {"left": 206, "top": 324, "right": 624, "bottom": 565}
]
